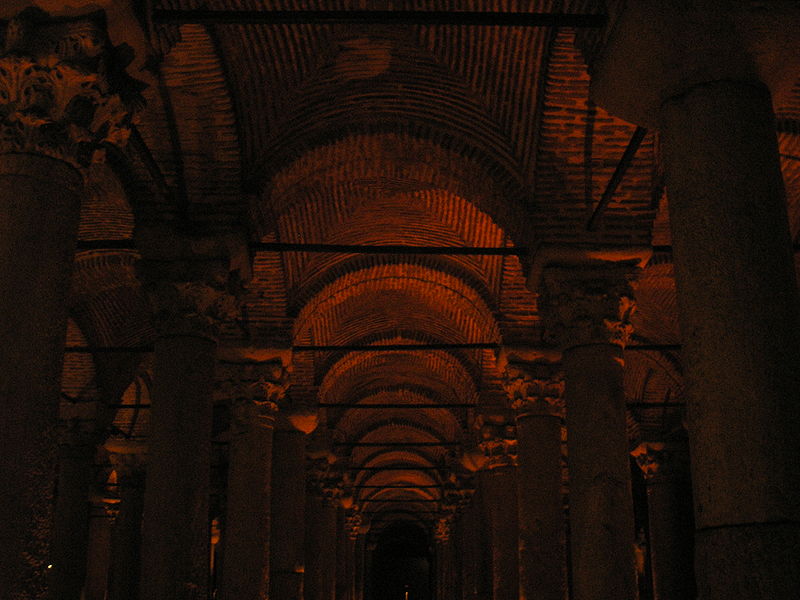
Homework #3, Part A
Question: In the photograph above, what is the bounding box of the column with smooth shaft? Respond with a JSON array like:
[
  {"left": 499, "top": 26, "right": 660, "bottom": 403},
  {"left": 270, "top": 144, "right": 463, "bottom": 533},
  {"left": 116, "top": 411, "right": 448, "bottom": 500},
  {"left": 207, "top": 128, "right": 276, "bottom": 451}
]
[
  {"left": 305, "top": 472, "right": 340, "bottom": 600},
  {"left": 500, "top": 351, "right": 567, "bottom": 600},
  {"left": 83, "top": 495, "right": 116, "bottom": 600},
  {"left": 588, "top": 4, "right": 800, "bottom": 597},
  {"left": 270, "top": 398, "right": 319, "bottom": 600},
  {"left": 534, "top": 248, "right": 649, "bottom": 600},
  {"left": 218, "top": 356, "right": 290, "bottom": 600},
  {"left": 106, "top": 442, "right": 147, "bottom": 600},
  {"left": 476, "top": 410, "right": 519, "bottom": 600},
  {"left": 631, "top": 440, "right": 695, "bottom": 600},
  {"left": 50, "top": 404, "right": 102, "bottom": 600},
  {"left": 138, "top": 229, "right": 246, "bottom": 600},
  {"left": 0, "top": 10, "right": 140, "bottom": 597}
]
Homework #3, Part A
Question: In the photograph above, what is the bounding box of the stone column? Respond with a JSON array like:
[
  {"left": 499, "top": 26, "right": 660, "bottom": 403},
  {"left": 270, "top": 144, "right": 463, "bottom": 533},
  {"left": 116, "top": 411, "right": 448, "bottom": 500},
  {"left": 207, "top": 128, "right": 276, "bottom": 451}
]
[
  {"left": 476, "top": 411, "right": 519, "bottom": 600},
  {"left": 631, "top": 440, "right": 694, "bottom": 600},
  {"left": 500, "top": 352, "right": 567, "bottom": 600},
  {"left": 534, "top": 253, "right": 647, "bottom": 600},
  {"left": 586, "top": 5, "right": 800, "bottom": 598},
  {"left": 661, "top": 81, "right": 800, "bottom": 599},
  {"left": 138, "top": 233, "right": 245, "bottom": 600},
  {"left": 217, "top": 358, "right": 289, "bottom": 600},
  {"left": 305, "top": 487, "right": 340, "bottom": 600},
  {"left": 336, "top": 507, "right": 350, "bottom": 600},
  {"left": 0, "top": 10, "right": 140, "bottom": 597},
  {"left": 50, "top": 407, "right": 102, "bottom": 600},
  {"left": 270, "top": 400, "right": 319, "bottom": 600},
  {"left": 106, "top": 443, "right": 147, "bottom": 600},
  {"left": 434, "top": 517, "right": 454, "bottom": 600},
  {"left": 83, "top": 495, "right": 117, "bottom": 600}
]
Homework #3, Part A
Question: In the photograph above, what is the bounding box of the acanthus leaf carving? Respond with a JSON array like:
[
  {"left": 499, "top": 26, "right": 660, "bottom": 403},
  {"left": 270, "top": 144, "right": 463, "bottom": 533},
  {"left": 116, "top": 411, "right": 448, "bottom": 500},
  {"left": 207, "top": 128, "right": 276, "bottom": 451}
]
[
  {"left": 538, "top": 265, "right": 637, "bottom": 349},
  {"left": 0, "top": 9, "right": 144, "bottom": 167},
  {"left": 502, "top": 360, "right": 565, "bottom": 418}
]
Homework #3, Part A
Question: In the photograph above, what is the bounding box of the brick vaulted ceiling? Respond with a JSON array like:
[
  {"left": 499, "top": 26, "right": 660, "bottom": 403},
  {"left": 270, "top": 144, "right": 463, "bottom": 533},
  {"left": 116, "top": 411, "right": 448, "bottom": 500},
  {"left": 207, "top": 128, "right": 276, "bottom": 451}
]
[{"left": 47, "top": 0, "right": 800, "bottom": 530}]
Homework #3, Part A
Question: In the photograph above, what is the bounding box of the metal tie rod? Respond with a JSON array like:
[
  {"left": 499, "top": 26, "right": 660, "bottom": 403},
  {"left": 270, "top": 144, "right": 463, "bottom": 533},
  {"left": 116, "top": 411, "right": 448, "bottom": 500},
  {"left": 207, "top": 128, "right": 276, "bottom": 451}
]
[{"left": 152, "top": 9, "right": 608, "bottom": 28}]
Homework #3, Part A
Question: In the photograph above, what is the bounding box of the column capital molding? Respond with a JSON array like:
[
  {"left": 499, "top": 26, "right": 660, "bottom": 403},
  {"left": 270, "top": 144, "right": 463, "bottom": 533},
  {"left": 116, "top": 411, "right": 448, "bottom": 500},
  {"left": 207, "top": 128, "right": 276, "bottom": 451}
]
[
  {"left": 105, "top": 440, "right": 147, "bottom": 483},
  {"left": 434, "top": 516, "right": 452, "bottom": 543},
  {"left": 0, "top": 8, "right": 145, "bottom": 168},
  {"left": 583, "top": 2, "right": 800, "bottom": 127},
  {"left": 57, "top": 400, "right": 102, "bottom": 455},
  {"left": 137, "top": 229, "right": 250, "bottom": 341},
  {"left": 529, "top": 246, "right": 648, "bottom": 349},
  {"left": 498, "top": 349, "right": 565, "bottom": 419},
  {"left": 216, "top": 359, "right": 289, "bottom": 430},
  {"left": 475, "top": 410, "right": 517, "bottom": 470},
  {"left": 631, "top": 440, "right": 689, "bottom": 483},
  {"left": 345, "top": 511, "right": 365, "bottom": 540}
]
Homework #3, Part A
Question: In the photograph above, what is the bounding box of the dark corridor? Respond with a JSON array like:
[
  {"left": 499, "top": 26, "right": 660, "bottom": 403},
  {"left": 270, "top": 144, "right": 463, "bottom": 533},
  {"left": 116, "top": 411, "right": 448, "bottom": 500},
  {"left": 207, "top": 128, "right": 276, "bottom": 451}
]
[{"left": 367, "top": 521, "right": 432, "bottom": 600}]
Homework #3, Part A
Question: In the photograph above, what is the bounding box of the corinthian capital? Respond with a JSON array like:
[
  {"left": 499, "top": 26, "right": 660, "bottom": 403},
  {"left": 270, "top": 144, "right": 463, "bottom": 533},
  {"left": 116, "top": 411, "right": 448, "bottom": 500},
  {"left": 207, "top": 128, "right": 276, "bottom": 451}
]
[
  {"left": 138, "top": 228, "right": 250, "bottom": 340},
  {"left": 145, "top": 279, "right": 239, "bottom": 339},
  {"left": 528, "top": 244, "right": 649, "bottom": 350},
  {"left": 500, "top": 352, "right": 565, "bottom": 419},
  {"left": 216, "top": 359, "right": 290, "bottom": 430},
  {"left": 538, "top": 265, "right": 637, "bottom": 349},
  {"left": 631, "top": 440, "right": 688, "bottom": 483},
  {"left": 434, "top": 516, "right": 452, "bottom": 542},
  {"left": 475, "top": 410, "right": 517, "bottom": 469},
  {"left": 0, "top": 8, "right": 145, "bottom": 167}
]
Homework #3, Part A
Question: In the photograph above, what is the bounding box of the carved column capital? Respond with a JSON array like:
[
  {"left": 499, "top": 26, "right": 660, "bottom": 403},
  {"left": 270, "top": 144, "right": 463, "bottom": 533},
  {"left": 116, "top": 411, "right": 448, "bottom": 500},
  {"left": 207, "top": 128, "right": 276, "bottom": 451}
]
[
  {"left": 631, "top": 441, "right": 689, "bottom": 483},
  {"left": 217, "top": 359, "right": 289, "bottom": 431},
  {"left": 434, "top": 516, "right": 452, "bottom": 543},
  {"left": 538, "top": 265, "right": 637, "bottom": 349},
  {"left": 501, "top": 357, "right": 565, "bottom": 419},
  {"left": 0, "top": 8, "right": 145, "bottom": 167},
  {"left": 345, "top": 511, "right": 364, "bottom": 540},
  {"left": 105, "top": 439, "right": 147, "bottom": 486},
  {"left": 57, "top": 400, "right": 103, "bottom": 457},
  {"left": 144, "top": 279, "right": 239, "bottom": 340},
  {"left": 475, "top": 411, "right": 517, "bottom": 469},
  {"left": 138, "top": 230, "right": 250, "bottom": 341}
]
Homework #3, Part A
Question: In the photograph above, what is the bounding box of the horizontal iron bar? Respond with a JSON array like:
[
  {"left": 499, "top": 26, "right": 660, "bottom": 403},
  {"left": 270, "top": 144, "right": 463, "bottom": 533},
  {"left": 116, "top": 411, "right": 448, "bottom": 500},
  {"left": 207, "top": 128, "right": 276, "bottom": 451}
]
[
  {"left": 359, "top": 498, "right": 441, "bottom": 504},
  {"left": 349, "top": 466, "right": 441, "bottom": 471},
  {"left": 107, "top": 404, "right": 151, "bottom": 409},
  {"left": 320, "top": 403, "right": 473, "bottom": 409},
  {"left": 335, "top": 441, "right": 459, "bottom": 447},
  {"left": 65, "top": 346, "right": 154, "bottom": 353},
  {"left": 625, "top": 344, "right": 681, "bottom": 352},
  {"left": 353, "top": 485, "right": 442, "bottom": 489},
  {"left": 76, "top": 240, "right": 136, "bottom": 250},
  {"left": 254, "top": 242, "right": 525, "bottom": 255},
  {"left": 152, "top": 9, "right": 607, "bottom": 28},
  {"left": 626, "top": 402, "right": 686, "bottom": 408},
  {"left": 74, "top": 240, "right": 526, "bottom": 256},
  {"left": 295, "top": 343, "right": 497, "bottom": 352}
]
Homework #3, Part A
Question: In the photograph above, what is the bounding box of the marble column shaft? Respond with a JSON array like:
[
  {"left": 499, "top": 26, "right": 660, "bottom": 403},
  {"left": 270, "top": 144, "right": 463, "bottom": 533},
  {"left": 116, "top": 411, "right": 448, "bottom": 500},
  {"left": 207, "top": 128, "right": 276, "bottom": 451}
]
[
  {"left": 632, "top": 441, "right": 694, "bottom": 600},
  {"left": 270, "top": 428, "right": 309, "bottom": 600},
  {"left": 478, "top": 465, "right": 519, "bottom": 600},
  {"left": 0, "top": 10, "right": 139, "bottom": 598},
  {"left": 537, "top": 264, "right": 640, "bottom": 600},
  {"left": 50, "top": 434, "right": 97, "bottom": 600},
  {"left": 218, "top": 360, "right": 287, "bottom": 600},
  {"left": 83, "top": 497, "right": 116, "bottom": 600},
  {"left": 107, "top": 456, "right": 146, "bottom": 600},
  {"left": 0, "top": 153, "right": 83, "bottom": 599},
  {"left": 139, "top": 332, "right": 217, "bottom": 600},
  {"left": 661, "top": 79, "right": 800, "bottom": 599},
  {"left": 305, "top": 494, "right": 339, "bottom": 600},
  {"left": 503, "top": 358, "right": 567, "bottom": 600}
]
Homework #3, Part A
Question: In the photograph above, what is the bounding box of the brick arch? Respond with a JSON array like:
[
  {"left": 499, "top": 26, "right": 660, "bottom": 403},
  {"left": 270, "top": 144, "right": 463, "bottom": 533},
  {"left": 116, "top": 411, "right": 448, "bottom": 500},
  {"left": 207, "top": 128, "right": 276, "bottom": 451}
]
[
  {"left": 293, "top": 263, "right": 501, "bottom": 348},
  {"left": 258, "top": 132, "right": 531, "bottom": 249}
]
